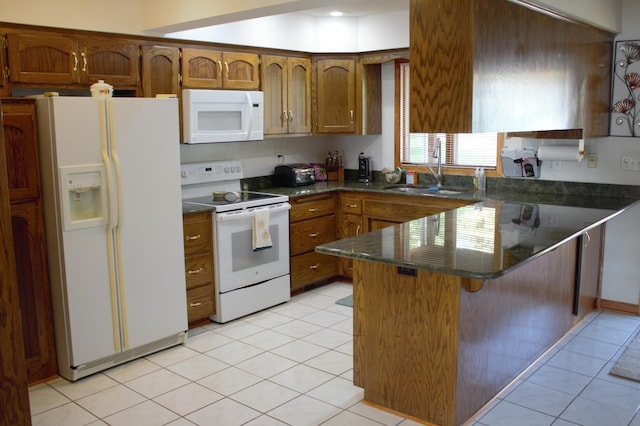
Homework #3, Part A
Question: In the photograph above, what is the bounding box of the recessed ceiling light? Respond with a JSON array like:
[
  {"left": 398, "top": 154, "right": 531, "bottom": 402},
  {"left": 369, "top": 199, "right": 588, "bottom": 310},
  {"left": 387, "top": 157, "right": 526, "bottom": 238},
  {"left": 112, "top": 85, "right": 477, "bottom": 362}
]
[{"left": 330, "top": 11, "right": 344, "bottom": 17}]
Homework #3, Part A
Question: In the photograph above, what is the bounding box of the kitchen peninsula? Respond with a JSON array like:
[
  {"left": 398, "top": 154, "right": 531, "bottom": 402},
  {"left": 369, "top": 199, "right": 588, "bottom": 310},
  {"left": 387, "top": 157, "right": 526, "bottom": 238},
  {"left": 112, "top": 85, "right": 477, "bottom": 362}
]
[{"left": 316, "top": 197, "right": 637, "bottom": 426}]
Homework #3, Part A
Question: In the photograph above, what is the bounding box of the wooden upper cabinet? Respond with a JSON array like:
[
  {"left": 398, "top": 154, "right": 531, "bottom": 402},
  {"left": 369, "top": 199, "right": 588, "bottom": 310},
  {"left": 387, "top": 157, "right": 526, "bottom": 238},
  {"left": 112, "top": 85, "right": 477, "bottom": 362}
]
[
  {"left": 261, "top": 55, "right": 311, "bottom": 135},
  {"left": 181, "top": 47, "right": 223, "bottom": 88},
  {"left": 409, "top": 0, "right": 614, "bottom": 136},
  {"left": 224, "top": 52, "right": 259, "bottom": 89},
  {"left": 0, "top": 38, "right": 7, "bottom": 92},
  {"left": 314, "top": 57, "right": 357, "bottom": 134},
  {"left": 141, "top": 45, "right": 180, "bottom": 97},
  {"left": 5, "top": 31, "right": 139, "bottom": 87},
  {"left": 1, "top": 100, "right": 39, "bottom": 201},
  {"left": 81, "top": 38, "right": 139, "bottom": 86},
  {"left": 6, "top": 32, "right": 78, "bottom": 84},
  {"left": 181, "top": 47, "right": 259, "bottom": 90}
]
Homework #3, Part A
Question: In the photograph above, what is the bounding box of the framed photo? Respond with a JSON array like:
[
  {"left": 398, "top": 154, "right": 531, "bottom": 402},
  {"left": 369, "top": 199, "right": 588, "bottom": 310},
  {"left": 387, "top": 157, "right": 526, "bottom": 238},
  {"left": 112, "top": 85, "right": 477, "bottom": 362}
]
[{"left": 611, "top": 40, "right": 640, "bottom": 137}]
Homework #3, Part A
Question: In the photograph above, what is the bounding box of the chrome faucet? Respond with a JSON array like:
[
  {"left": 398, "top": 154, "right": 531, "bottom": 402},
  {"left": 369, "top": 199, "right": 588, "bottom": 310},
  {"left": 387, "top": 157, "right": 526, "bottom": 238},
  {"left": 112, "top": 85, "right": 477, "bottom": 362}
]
[{"left": 427, "top": 137, "right": 443, "bottom": 187}]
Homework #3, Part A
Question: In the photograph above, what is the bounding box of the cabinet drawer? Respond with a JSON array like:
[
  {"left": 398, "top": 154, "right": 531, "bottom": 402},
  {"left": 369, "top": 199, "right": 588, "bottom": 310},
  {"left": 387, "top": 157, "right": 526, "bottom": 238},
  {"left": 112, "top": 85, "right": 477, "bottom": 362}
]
[
  {"left": 185, "top": 253, "right": 214, "bottom": 290},
  {"left": 339, "top": 196, "right": 362, "bottom": 215},
  {"left": 183, "top": 213, "right": 212, "bottom": 256},
  {"left": 291, "top": 251, "right": 338, "bottom": 290},
  {"left": 290, "top": 195, "right": 336, "bottom": 222},
  {"left": 290, "top": 215, "right": 336, "bottom": 256},
  {"left": 187, "top": 285, "right": 214, "bottom": 323}
]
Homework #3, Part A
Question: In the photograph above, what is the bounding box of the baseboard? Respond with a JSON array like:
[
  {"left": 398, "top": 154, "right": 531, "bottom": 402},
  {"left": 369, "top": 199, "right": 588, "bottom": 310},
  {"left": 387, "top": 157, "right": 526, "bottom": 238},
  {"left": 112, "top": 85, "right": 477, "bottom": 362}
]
[{"left": 599, "top": 299, "right": 639, "bottom": 316}]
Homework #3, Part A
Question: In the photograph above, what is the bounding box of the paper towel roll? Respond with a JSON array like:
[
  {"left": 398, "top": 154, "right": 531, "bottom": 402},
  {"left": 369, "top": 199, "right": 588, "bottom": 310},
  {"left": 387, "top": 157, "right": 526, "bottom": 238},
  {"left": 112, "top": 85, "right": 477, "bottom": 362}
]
[{"left": 537, "top": 146, "right": 583, "bottom": 162}]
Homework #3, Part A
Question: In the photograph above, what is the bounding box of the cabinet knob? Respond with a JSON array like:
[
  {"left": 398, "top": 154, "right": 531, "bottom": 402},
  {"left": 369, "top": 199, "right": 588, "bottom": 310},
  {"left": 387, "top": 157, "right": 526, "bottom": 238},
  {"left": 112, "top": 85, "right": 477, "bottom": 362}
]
[
  {"left": 81, "top": 52, "right": 87, "bottom": 72},
  {"left": 308, "top": 208, "right": 317, "bottom": 212},
  {"left": 190, "top": 301, "right": 203, "bottom": 307},
  {"left": 72, "top": 52, "right": 78, "bottom": 72},
  {"left": 186, "top": 234, "right": 201, "bottom": 241},
  {"left": 309, "top": 232, "right": 319, "bottom": 237},
  {"left": 310, "top": 263, "right": 320, "bottom": 269},
  {"left": 188, "top": 268, "right": 203, "bottom": 275},
  {"left": 288, "top": 111, "right": 294, "bottom": 122},
  {"left": 348, "top": 204, "right": 358, "bottom": 208}
]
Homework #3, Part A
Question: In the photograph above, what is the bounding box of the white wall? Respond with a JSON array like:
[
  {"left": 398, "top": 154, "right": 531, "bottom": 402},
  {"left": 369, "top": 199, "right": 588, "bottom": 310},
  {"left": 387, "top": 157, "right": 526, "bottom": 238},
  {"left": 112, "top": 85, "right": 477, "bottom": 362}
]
[{"left": 599, "top": 0, "right": 640, "bottom": 308}]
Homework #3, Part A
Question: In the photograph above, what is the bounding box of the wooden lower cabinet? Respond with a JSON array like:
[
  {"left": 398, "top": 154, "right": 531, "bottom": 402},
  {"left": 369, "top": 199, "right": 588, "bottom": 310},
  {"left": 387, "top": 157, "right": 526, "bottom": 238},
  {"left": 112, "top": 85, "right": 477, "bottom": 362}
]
[
  {"left": 11, "top": 200, "right": 57, "bottom": 383},
  {"left": 2, "top": 98, "right": 57, "bottom": 384},
  {"left": 289, "top": 193, "right": 338, "bottom": 291},
  {"left": 182, "top": 212, "right": 216, "bottom": 326}
]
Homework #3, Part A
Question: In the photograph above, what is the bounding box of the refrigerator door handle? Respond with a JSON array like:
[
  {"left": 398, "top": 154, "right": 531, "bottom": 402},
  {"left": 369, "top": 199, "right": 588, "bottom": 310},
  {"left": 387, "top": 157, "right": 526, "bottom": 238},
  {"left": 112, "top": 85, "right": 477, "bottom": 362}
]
[
  {"left": 99, "top": 99, "right": 122, "bottom": 353},
  {"left": 107, "top": 99, "right": 131, "bottom": 350}
]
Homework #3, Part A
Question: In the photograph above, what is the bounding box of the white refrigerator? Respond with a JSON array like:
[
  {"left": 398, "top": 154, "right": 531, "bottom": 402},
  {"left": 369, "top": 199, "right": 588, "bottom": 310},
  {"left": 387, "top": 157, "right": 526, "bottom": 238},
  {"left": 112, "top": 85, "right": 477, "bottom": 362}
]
[{"left": 36, "top": 96, "right": 188, "bottom": 381}]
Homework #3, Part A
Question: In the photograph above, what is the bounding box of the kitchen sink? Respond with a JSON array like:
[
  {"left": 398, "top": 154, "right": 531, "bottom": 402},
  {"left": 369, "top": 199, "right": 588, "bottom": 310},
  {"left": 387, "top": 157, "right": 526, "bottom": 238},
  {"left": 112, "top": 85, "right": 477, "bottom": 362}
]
[{"left": 383, "top": 185, "right": 469, "bottom": 196}]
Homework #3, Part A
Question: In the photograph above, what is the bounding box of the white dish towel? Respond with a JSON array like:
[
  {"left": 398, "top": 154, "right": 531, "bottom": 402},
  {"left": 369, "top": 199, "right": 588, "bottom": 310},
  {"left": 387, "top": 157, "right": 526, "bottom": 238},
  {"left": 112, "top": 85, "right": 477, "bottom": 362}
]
[{"left": 252, "top": 208, "right": 272, "bottom": 251}]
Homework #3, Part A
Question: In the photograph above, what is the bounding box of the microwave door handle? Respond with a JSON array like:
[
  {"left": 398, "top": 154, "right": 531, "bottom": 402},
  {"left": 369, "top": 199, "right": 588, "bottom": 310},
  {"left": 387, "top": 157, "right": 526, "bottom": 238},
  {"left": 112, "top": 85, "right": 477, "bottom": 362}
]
[{"left": 245, "top": 91, "right": 253, "bottom": 140}]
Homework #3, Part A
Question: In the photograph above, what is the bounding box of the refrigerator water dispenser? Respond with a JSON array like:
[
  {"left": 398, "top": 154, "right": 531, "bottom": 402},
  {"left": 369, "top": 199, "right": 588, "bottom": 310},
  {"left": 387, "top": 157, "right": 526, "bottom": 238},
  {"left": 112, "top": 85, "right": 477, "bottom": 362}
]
[{"left": 60, "top": 165, "right": 108, "bottom": 230}]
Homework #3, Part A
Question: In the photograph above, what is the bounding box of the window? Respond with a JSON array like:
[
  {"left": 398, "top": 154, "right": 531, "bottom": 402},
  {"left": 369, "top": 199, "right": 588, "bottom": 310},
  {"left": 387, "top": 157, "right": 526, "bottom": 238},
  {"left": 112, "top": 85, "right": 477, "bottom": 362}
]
[{"left": 397, "top": 62, "right": 502, "bottom": 174}]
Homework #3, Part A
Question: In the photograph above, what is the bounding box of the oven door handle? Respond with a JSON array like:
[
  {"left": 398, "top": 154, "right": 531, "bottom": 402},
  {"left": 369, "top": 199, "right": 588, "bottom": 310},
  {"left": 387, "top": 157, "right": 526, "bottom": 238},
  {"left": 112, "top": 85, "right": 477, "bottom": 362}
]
[{"left": 216, "top": 203, "right": 291, "bottom": 222}]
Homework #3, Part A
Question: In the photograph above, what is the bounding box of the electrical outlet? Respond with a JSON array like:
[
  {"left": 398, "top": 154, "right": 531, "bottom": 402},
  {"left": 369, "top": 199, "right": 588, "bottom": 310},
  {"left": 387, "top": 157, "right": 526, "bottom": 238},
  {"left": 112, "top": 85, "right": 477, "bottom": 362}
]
[
  {"left": 549, "top": 160, "right": 562, "bottom": 171},
  {"left": 621, "top": 155, "right": 640, "bottom": 171},
  {"left": 587, "top": 153, "right": 598, "bottom": 168}
]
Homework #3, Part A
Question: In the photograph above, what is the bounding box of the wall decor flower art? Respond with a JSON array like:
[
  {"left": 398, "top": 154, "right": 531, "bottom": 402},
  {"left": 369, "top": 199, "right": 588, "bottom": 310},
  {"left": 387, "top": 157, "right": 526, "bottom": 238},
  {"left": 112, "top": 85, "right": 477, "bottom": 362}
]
[{"left": 612, "top": 41, "right": 640, "bottom": 137}]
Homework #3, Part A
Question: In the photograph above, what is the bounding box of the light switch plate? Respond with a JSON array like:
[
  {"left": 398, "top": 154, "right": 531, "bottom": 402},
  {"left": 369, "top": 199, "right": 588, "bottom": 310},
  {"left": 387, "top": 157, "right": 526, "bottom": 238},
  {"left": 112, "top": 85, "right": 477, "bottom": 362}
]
[{"left": 587, "top": 153, "right": 598, "bottom": 168}]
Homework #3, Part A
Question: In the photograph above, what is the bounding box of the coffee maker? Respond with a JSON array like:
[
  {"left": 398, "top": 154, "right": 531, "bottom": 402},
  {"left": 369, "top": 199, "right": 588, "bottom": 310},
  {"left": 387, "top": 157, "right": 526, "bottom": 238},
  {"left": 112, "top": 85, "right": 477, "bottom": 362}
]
[{"left": 358, "top": 152, "right": 372, "bottom": 183}]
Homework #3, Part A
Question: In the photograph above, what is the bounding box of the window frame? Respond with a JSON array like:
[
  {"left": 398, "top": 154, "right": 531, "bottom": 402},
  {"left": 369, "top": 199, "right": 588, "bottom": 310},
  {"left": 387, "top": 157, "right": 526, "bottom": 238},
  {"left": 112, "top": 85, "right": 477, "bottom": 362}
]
[{"left": 394, "top": 60, "right": 504, "bottom": 177}]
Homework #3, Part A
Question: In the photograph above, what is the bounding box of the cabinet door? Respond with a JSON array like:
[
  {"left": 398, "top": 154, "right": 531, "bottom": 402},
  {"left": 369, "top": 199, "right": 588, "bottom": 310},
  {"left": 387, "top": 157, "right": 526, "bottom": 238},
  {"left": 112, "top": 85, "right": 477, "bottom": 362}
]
[
  {"left": 2, "top": 100, "right": 39, "bottom": 201},
  {"left": 181, "top": 47, "right": 223, "bottom": 89},
  {"left": 141, "top": 45, "right": 180, "bottom": 97},
  {"left": 288, "top": 57, "right": 312, "bottom": 134},
  {"left": 577, "top": 225, "right": 604, "bottom": 318},
  {"left": 223, "top": 52, "right": 260, "bottom": 89},
  {"left": 11, "top": 201, "right": 57, "bottom": 383},
  {"left": 315, "top": 58, "right": 356, "bottom": 134},
  {"left": 82, "top": 38, "right": 139, "bottom": 86},
  {"left": 338, "top": 213, "right": 362, "bottom": 277},
  {"left": 261, "top": 56, "right": 288, "bottom": 135},
  {"left": 0, "top": 37, "right": 7, "bottom": 94},
  {"left": 6, "top": 32, "right": 79, "bottom": 84}
]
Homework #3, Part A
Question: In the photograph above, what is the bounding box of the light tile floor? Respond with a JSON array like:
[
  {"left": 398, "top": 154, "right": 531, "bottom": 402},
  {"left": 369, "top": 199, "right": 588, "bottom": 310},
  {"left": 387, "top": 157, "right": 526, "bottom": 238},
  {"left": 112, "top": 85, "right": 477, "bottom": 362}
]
[{"left": 29, "top": 282, "right": 640, "bottom": 426}]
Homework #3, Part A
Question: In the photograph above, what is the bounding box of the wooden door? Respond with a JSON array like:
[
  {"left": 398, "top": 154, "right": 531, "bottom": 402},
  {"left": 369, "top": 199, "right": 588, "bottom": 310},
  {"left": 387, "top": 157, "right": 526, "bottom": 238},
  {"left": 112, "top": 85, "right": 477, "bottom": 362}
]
[
  {"left": 222, "top": 52, "right": 259, "bottom": 89},
  {"left": 11, "top": 201, "right": 57, "bottom": 383},
  {"left": 181, "top": 47, "right": 223, "bottom": 89},
  {"left": 0, "top": 99, "right": 31, "bottom": 426},
  {"left": 6, "top": 32, "right": 79, "bottom": 84},
  {"left": 1, "top": 101, "right": 39, "bottom": 201},
  {"left": 287, "top": 57, "right": 312, "bottom": 134},
  {"left": 315, "top": 58, "right": 356, "bottom": 134},
  {"left": 141, "top": 45, "right": 180, "bottom": 97},
  {"left": 261, "top": 56, "right": 288, "bottom": 135},
  {"left": 82, "top": 38, "right": 139, "bottom": 86}
]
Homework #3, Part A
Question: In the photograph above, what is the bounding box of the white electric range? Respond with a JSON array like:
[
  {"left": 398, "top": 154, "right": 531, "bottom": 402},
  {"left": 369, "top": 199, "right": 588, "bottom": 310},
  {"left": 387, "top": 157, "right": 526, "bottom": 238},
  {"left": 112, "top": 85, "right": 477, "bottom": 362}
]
[{"left": 181, "top": 161, "right": 290, "bottom": 323}]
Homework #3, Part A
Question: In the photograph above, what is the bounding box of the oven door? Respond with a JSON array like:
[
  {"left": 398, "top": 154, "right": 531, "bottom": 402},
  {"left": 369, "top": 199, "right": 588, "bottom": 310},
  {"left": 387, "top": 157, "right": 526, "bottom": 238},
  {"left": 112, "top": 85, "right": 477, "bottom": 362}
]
[{"left": 214, "top": 203, "right": 290, "bottom": 292}]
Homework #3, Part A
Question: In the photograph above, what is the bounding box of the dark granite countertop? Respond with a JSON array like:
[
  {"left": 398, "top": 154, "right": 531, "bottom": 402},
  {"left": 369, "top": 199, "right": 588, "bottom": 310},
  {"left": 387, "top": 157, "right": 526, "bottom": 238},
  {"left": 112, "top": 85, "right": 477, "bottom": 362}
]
[
  {"left": 183, "top": 178, "right": 639, "bottom": 279},
  {"left": 315, "top": 198, "right": 637, "bottom": 279}
]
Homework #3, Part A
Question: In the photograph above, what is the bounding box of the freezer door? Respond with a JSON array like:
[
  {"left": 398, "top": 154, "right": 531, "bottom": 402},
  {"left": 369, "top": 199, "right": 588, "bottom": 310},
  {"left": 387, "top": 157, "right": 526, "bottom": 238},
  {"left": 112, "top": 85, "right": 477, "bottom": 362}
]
[
  {"left": 36, "top": 97, "right": 119, "bottom": 367},
  {"left": 108, "top": 98, "right": 187, "bottom": 348}
]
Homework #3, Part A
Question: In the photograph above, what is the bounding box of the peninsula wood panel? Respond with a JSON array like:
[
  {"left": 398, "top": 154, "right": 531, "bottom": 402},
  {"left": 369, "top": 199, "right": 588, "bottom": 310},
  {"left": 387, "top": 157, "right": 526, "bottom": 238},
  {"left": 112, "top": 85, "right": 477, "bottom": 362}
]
[
  {"left": 352, "top": 238, "right": 579, "bottom": 425},
  {"left": 456, "top": 241, "right": 576, "bottom": 425},
  {"left": 354, "top": 260, "right": 460, "bottom": 426}
]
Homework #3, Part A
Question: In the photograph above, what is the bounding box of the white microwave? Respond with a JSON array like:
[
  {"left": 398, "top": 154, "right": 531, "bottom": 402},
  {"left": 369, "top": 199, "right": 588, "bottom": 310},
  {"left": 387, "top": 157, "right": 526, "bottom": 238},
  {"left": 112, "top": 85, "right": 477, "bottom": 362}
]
[{"left": 182, "top": 89, "right": 264, "bottom": 143}]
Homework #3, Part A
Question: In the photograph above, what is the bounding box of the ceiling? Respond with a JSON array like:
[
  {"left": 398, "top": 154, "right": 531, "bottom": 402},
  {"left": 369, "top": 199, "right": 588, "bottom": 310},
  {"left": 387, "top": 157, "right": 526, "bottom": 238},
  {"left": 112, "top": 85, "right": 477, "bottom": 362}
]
[{"left": 295, "top": 0, "right": 409, "bottom": 18}]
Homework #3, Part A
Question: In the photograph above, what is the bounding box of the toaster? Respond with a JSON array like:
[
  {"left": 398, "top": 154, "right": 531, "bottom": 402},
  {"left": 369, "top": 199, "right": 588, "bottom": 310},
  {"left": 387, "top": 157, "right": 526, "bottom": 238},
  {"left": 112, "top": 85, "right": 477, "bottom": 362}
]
[{"left": 275, "top": 164, "right": 316, "bottom": 187}]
